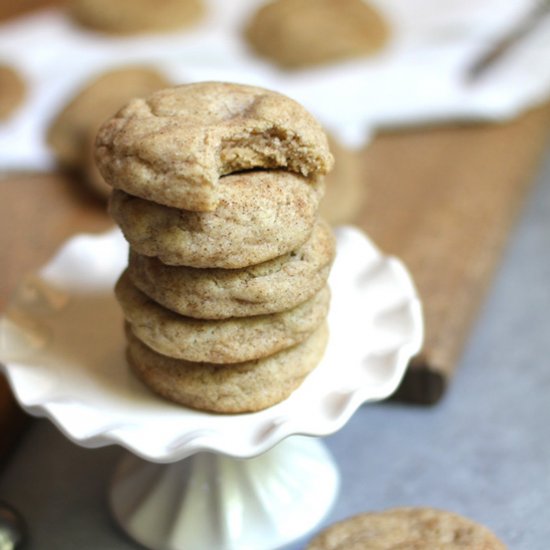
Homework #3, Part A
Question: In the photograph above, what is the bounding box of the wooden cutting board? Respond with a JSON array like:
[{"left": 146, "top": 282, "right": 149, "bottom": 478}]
[
  {"left": 0, "top": 174, "right": 113, "bottom": 461},
  {"left": 358, "top": 104, "right": 550, "bottom": 403},
  {"left": 1, "top": 102, "right": 549, "bottom": 462},
  {"left": 1, "top": 0, "right": 550, "bottom": 459}
]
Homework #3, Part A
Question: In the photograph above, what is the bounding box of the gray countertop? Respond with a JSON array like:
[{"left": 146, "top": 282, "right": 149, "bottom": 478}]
[{"left": 1, "top": 147, "right": 550, "bottom": 550}]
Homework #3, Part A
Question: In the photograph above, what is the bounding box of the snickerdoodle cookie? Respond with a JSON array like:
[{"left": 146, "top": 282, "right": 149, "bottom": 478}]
[
  {"left": 109, "top": 171, "right": 324, "bottom": 269},
  {"left": 306, "top": 507, "right": 506, "bottom": 550},
  {"left": 0, "top": 64, "right": 25, "bottom": 120},
  {"left": 127, "top": 219, "right": 335, "bottom": 319},
  {"left": 126, "top": 321, "right": 328, "bottom": 413},
  {"left": 47, "top": 66, "right": 170, "bottom": 198},
  {"left": 96, "top": 81, "right": 334, "bottom": 211},
  {"left": 69, "top": 0, "right": 204, "bottom": 35},
  {"left": 245, "top": 0, "right": 389, "bottom": 69},
  {"left": 116, "top": 271, "right": 330, "bottom": 364}
]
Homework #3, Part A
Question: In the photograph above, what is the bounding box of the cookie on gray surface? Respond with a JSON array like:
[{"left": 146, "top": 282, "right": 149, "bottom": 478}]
[
  {"left": 96, "top": 81, "right": 334, "bottom": 211},
  {"left": 127, "top": 219, "right": 335, "bottom": 319},
  {"left": 126, "top": 321, "right": 328, "bottom": 413},
  {"left": 47, "top": 66, "right": 170, "bottom": 198},
  {"left": 70, "top": 0, "right": 204, "bottom": 35},
  {"left": 116, "top": 271, "right": 330, "bottom": 364},
  {"left": 109, "top": 171, "right": 324, "bottom": 269},
  {"left": 306, "top": 507, "right": 506, "bottom": 550},
  {"left": 0, "top": 64, "right": 25, "bottom": 121},
  {"left": 245, "top": 0, "right": 389, "bottom": 69}
]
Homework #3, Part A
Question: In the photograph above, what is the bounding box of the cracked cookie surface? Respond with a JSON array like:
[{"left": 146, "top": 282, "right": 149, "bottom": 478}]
[
  {"left": 70, "top": 0, "right": 204, "bottom": 34},
  {"left": 126, "top": 321, "right": 328, "bottom": 413},
  {"left": 306, "top": 507, "right": 506, "bottom": 550},
  {"left": 109, "top": 170, "right": 324, "bottom": 269},
  {"left": 127, "top": 219, "right": 335, "bottom": 319},
  {"left": 116, "top": 271, "right": 330, "bottom": 364},
  {"left": 96, "top": 81, "right": 333, "bottom": 211}
]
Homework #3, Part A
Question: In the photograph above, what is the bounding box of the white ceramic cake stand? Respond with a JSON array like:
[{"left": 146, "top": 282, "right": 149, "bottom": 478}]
[{"left": 0, "top": 226, "right": 422, "bottom": 550}]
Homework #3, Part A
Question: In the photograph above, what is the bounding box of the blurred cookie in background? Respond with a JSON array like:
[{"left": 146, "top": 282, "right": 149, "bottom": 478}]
[
  {"left": 0, "top": 64, "right": 25, "bottom": 121},
  {"left": 47, "top": 66, "right": 171, "bottom": 199},
  {"left": 244, "top": 0, "right": 389, "bottom": 69},
  {"left": 69, "top": 0, "right": 205, "bottom": 35},
  {"left": 319, "top": 135, "right": 365, "bottom": 226},
  {"left": 82, "top": 129, "right": 113, "bottom": 199}
]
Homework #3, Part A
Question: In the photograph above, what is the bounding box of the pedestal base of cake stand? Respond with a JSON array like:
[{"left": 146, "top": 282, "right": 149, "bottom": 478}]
[
  {"left": 109, "top": 436, "right": 339, "bottom": 550},
  {"left": 0, "top": 227, "right": 422, "bottom": 548}
]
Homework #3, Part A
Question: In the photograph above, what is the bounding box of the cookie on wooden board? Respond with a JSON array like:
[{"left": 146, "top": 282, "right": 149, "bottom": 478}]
[{"left": 96, "top": 81, "right": 334, "bottom": 211}]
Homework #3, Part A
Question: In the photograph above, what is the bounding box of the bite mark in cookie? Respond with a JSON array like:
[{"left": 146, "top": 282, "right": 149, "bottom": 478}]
[
  {"left": 127, "top": 219, "right": 335, "bottom": 319},
  {"left": 96, "top": 82, "right": 334, "bottom": 211}
]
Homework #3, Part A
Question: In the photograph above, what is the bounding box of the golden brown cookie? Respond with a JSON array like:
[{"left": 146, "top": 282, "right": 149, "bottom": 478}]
[
  {"left": 109, "top": 171, "right": 324, "bottom": 269},
  {"left": 96, "top": 82, "right": 334, "bottom": 212},
  {"left": 69, "top": 0, "right": 204, "bottom": 35},
  {"left": 116, "top": 270, "right": 330, "bottom": 363},
  {"left": 0, "top": 64, "right": 25, "bottom": 121},
  {"left": 245, "top": 0, "right": 389, "bottom": 69},
  {"left": 83, "top": 130, "right": 111, "bottom": 198},
  {"left": 47, "top": 66, "right": 171, "bottom": 199},
  {"left": 126, "top": 321, "right": 328, "bottom": 413},
  {"left": 307, "top": 508, "right": 506, "bottom": 550},
  {"left": 320, "top": 135, "right": 365, "bottom": 226},
  {"left": 127, "top": 219, "right": 335, "bottom": 319}
]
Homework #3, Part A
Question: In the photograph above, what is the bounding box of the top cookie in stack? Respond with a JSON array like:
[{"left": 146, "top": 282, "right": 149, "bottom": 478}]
[{"left": 96, "top": 82, "right": 336, "bottom": 413}]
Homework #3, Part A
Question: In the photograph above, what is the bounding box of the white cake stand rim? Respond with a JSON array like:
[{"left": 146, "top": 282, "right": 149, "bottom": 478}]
[{"left": 0, "top": 225, "right": 423, "bottom": 463}]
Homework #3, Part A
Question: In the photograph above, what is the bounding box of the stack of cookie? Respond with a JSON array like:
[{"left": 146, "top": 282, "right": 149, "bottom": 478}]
[
  {"left": 95, "top": 82, "right": 336, "bottom": 413},
  {"left": 70, "top": 0, "right": 205, "bottom": 35},
  {"left": 306, "top": 507, "right": 506, "bottom": 549}
]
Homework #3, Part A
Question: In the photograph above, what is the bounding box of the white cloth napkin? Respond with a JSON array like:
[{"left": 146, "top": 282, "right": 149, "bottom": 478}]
[{"left": 0, "top": 0, "right": 549, "bottom": 171}]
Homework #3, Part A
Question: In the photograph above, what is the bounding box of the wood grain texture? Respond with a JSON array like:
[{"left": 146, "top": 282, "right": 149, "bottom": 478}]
[
  {"left": 358, "top": 104, "right": 550, "bottom": 403},
  {"left": 0, "top": 173, "right": 112, "bottom": 462}
]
